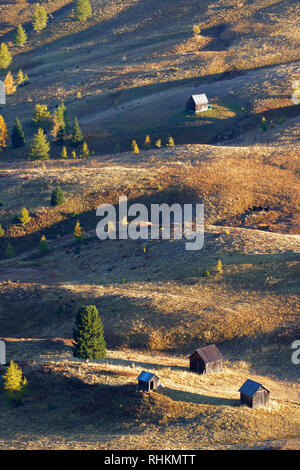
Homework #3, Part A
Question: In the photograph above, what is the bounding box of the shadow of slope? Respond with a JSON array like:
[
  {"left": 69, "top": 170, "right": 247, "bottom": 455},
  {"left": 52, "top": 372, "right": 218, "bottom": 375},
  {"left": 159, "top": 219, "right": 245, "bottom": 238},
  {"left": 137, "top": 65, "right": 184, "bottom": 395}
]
[{"left": 160, "top": 386, "right": 239, "bottom": 406}]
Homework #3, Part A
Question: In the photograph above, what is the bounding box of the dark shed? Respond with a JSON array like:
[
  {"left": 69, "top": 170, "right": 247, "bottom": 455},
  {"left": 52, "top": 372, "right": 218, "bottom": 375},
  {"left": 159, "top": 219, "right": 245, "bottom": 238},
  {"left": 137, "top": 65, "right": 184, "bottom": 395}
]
[
  {"left": 137, "top": 371, "right": 161, "bottom": 392},
  {"left": 186, "top": 93, "right": 209, "bottom": 113},
  {"left": 189, "top": 344, "right": 223, "bottom": 374},
  {"left": 239, "top": 379, "right": 270, "bottom": 408}
]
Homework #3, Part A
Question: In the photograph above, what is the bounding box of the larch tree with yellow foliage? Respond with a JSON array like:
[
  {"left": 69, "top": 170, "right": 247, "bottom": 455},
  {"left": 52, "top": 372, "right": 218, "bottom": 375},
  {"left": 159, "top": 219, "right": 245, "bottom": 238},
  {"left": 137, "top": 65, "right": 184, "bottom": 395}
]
[
  {"left": 3, "top": 360, "right": 28, "bottom": 405},
  {"left": 4, "top": 71, "right": 16, "bottom": 95},
  {"left": 74, "top": 220, "right": 85, "bottom": 243},
  {"left": 0, "top": 115, "right": 8, "bottom": 151}
]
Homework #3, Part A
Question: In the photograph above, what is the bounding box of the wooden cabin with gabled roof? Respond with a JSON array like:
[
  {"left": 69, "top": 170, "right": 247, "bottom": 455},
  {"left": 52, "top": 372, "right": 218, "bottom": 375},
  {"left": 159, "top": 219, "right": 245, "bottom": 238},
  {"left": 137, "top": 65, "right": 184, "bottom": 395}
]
[
  {"left": 189, "top": 344, "right": 224, "bottom": 374},
  {"left": 239, "top": 379, "right": 270, "bottom": 408},
  {"left": 186, "top": 93, "right": 209, "bottom": 113}
]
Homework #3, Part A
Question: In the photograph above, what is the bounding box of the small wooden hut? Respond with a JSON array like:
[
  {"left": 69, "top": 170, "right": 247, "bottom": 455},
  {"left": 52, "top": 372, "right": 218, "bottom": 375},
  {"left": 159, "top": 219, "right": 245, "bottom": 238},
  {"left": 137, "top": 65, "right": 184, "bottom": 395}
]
[
  {"left": 137, "top": 371, "right": 161, "bottom": 392},
  {"left": 186, "top": 93, "right": 209, "bottom": 113},
  {"left": 0, "top": 340, "right": 6, "bottom": 366},
  {"left": 239, "top": 379, "right": 270, "bottom": 408},
  {"left": 0, "top": 81, "right": 5, "bottom": 105},
  {"left": 189, "top": 344, "right": 223, "bottom": 374}
]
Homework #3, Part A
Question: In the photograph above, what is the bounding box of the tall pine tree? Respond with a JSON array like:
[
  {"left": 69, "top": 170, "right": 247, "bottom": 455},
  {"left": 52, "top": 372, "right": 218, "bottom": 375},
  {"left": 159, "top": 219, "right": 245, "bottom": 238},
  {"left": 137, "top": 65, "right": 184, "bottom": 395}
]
[
  {"left": 74, "top": 0, "right": 92, "bottom": 22},
  {"left": 12, "top": 118, "right": 26, "bottom": 148},
  {"left": 14, "top": 25, "right": 27, "bottom": 47},
  {"left": 30, "top": 128, "right": 50, "bottom": 160},
  {"left": 72, "top": 305, "right": 107, "bottom": 362}
]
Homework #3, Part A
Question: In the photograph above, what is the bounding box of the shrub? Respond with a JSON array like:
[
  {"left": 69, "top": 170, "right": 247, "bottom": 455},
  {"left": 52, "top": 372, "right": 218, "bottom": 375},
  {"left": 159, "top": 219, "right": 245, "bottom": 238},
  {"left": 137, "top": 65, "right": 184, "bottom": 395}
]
[
  {"left": 3, "top": 360, "right": 28, "bottom": 405},
  {"left": 51, "top": 186, "right": 65, "bottom": 206},
  {"left": 261, "top": 116, "right": 267, "bottom": 131},
  {"left": 193, "top": 25, "right": 201, "bottom": 36},
  {"left": 5, "top": 243, "right": 14, "bottom": 258},
  {"left": 72, "top": 305, "right": 106, "bottom": 361}
]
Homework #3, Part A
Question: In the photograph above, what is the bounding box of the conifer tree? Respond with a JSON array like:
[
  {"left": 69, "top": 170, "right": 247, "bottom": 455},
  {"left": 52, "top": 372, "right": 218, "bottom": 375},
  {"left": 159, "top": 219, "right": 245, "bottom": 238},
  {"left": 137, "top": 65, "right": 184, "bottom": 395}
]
[
  {"left": 74, "top": 0, "right": 92, "bottom": 23},
  {"left": 155, "top": 138, "right": 162, "bottom": 148},
  {"left": 166, "top": 136, "right": 175, "bottom": 147},
  {"left": 80, "top": 141, "right": 89, "bottom": 158},
  {"left": 4, "top": 71, "right": 16, "bottom": 95},
  {"left": 11, "top": 118, "right": 26, "bottom": 148},
  {"left": 56, "top": 101, "right": 70, "bottom": 132},
  {"left": 61, "top": 146, "right": 68, "bottom": 159},
  {"left": 32, "top": 4, "right": 48, "bottom": 32},
  {"left": 72, "top": 305, "right": 106, "bottom": 361},
  {"left": 216, "top": 259, "right": 223, "bottom": 274},
  {"left": 5, "top": 242, "right": 14, "bottom": 258},
  {"left": 0, "top": 115, "right": 8, "bottom": 151},
  {"left": 0, "top": 223, "right": 4, "bottom": 237},
  {"left": 3, "top": 360, "right": 28, "bottom": 405},
  {"left": 39, "top": 234, "right": 49, "bottom": 253},
  {"left": 71, "top": 117, "right": 83, "bottom": 146},
  {"left": 14, "top": 25, "right": 27, "bottom": 47},
  {"left": 0, "top": 43, "right": 12, "bottom": 69},
  {"left": 131, "top": 139, "right": 139, "bottom": 154},
  {"left": 144, "top": 134, "right": 151, "bottom": 149},
  {"left": 51, "top": 186, "right": 65, "bottom": 206},
  {"left": 19, "top": 207, "right": 30, "bottom": 225},
  {"left": 32, "top": 103, "right": 52, "bottom": 130},
  {"left": 30, "top": 128, "right": 50, "bottom": 160},
  {"left": 71, "top": 150, "right": 76, "bottom": 159},
  {"left": 74, "top": 220, "right": 85, "bottom": 243},
  {"left": 16, "top": 69, "right": 25, "bottom": 85}
]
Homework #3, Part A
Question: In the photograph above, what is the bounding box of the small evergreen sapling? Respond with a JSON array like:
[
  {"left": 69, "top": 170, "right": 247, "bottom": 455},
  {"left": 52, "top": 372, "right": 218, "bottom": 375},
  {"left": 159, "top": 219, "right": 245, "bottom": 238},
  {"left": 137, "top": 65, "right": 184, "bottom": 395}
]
[
  {"left": 166, "top": 136, "right": 175, "bottom": 147},
  {"left": 14, "top": 25, "right": 27, "bottom": 47},
  {"left": 30, "top": 128, "right": 50, "bottom": 160},
  {"left": 74, "top": 0, "right": 92, "bottom": 23},
  {"left": 11, "top": 117, "right": 26, "bottom": 148},
  {"left": 32, "top": 4, "right": 48, "bottom": 32},
  {"left": 39, "top": 234, "right": 49, "bottom": 253},
  {"left": 51, "top": 186, "right": 65, "bottom": 206},
  {"left": 72, "top": 305, "right": 107, "bottom": 361},
  {"left": 80, "top": 141, "right": 89, "bottom": 158},
  {"left": 0, "top": 115, "right": 8, "bottom": 150}
]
